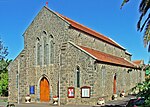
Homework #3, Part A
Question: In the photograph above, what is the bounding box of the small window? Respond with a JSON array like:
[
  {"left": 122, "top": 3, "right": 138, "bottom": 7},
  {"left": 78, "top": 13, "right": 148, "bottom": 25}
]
[
  {"left": 37, "top": 43, "right": 41, "bottom": 65},
  {"left": 76, "top": 66, "right": 80, "bottom": 88},
  {"left": 81, "top": 86, "right": 91, "bottom": 98},
  {"left": 122, "top": 69, "right": 126, "bottom": 86},
  {"left": 50, "top": 40, "right": 54, "bottom": 64},
  {"left": 44, "top": 37, "right": 49, "bottom": 65},
  {"left": 16, "top": 72, "right": 19, "bottom": 88},
  {"left": 101, "top": 66, "right": 106, "bottom": 87}
]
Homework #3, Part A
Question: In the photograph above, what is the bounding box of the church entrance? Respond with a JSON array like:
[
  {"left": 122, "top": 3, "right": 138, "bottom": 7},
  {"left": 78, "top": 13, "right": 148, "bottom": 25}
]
[
  {"left": 40, "top": 77, "right": 50, "bottom": 102},
  {"left": 113, "top": 73, "right": 117, "bottom": 94}
]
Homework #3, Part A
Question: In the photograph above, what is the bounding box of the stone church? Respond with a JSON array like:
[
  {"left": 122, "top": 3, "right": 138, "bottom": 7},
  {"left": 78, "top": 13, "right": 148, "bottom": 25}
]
[{"left": 8, "top": 6, "right": 145, "bottom": 105}]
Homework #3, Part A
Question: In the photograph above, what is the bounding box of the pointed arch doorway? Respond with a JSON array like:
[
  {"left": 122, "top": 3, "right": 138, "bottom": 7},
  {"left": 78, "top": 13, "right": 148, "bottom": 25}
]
[
  {"left": 113, "top": 73, "right": 117, "bottom": 94},
  {"left": 40, "top": 77, "right": 50, "bottom": 102}
]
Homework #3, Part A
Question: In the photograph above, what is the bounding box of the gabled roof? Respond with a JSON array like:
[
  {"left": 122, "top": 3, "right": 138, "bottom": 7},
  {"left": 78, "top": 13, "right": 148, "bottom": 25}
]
[
  {"left": 125, "top": 51, "right": 132, "bottom": 56},
  {"left": 132, "top": 60, "right": 144, "bottom": 66},
  {"left": 59, "top": 14, "right": 125, "bottom": 50},
  {"left": 44, "top": 6, "right": 125, "bottom": 50},
  {"left": 79, "top": 45, "right": 136, "bottom": 68},
  {"left": 69, "top": 41, "right": 135, "bottom": 68}
]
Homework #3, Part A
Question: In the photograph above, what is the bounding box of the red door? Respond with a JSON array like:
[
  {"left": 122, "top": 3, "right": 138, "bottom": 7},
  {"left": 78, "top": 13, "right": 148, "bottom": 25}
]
[
  {"left": 113, "top": 74, "right": 117, "bottom": 94},
  {"left": 40, "top": 77, "right": 50, "bottom": 102}
]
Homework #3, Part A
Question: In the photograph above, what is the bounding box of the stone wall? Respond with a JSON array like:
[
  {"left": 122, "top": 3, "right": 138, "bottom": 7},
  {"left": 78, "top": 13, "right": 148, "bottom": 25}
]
[
  {"left": 8, "top": 50, "right": 26, "bottom": 103},
  {"left": 67, "top": 28, "right": 129, "bottom": 59},
  {"left": 8, "top": 6, "right": 144, "bottom": 105},
  {"left": 60, "top": 42, "right": 145, "bottom": 105}
]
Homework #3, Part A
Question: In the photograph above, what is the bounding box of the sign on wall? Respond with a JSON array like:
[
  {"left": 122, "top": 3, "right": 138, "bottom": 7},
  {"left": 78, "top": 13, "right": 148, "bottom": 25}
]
[
  {"left": 81, "top": 86, "right": 91, "bottom": 98},
  {"left": 30, "top": 86, "right": 35, "bottom": 94},
  {"left": 68, "top": 87, "right": 75, "bottom": 98}
]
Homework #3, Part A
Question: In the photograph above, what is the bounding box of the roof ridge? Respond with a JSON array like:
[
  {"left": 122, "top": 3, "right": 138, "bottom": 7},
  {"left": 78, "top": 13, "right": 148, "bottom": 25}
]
[
  {"left": 44, "top": 6, "right": 71, "bottom": 25},
  {"left": 44, "top": 6, "right": 127, "bottom": 50},
  {"left": 124, "top": 58, "right": 138, "bottom": 67},
  {"left": 108, "top": 37, "right": 125, "bottom": 50},
  {"left": 53, "top": 9, "right": 125, "bottom": 50},
  {"left": 59, "top": 14, "right": 109, "bottom": 38}
]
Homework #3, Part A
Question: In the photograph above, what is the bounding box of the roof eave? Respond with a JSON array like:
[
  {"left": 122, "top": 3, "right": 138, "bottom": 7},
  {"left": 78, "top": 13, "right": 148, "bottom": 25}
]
[
  {"left": 96, "top": 60, "right": 136, "bottom": 69},
  {"left": 68, "top": 41, "right": 98, "bottom": 60}
]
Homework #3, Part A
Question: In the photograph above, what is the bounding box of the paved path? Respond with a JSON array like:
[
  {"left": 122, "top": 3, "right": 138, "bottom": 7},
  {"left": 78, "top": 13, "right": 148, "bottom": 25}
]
[
  {"left": 102, "top": 95, "right": 135, "bottom": 107},
  {"left": 15, "top": 103, "right": 92, "bottom": 107},
  {"left": 0, "top": 95, "right": 136, "bottom": 107}
]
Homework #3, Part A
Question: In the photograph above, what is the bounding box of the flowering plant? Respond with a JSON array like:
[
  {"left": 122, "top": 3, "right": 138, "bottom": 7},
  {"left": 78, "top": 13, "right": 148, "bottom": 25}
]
[
  {"left": 53, "top": 95, "right": 58, "bottom": 98},
  {"left": 97, "top": 97, "right": 105, "bottom": 105},
  {"left": 121, "top": 90, "right": 125, "bottom": 93},
  {"left": 98, "top": 97, "right": 104, "bottom": 101},
  {"left": 27, "top": 94, "right": 30, "bottom": 96}
]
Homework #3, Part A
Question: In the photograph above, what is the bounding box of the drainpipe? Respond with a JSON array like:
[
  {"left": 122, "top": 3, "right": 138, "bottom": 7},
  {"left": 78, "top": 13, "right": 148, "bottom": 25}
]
[{"left": 58, "top": 52, "right": 61, "bottom": 106}]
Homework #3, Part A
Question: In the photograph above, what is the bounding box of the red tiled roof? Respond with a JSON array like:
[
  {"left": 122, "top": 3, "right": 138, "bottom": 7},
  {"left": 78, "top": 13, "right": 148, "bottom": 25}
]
[
  {"left": 132, "top": 60, "right": 143, "bottom": 65},
  {"left": 44, "top": 6, "right": 125, "bottom": 50},
  {"left": 58, "top": 14, "right": 125, "bottom": 50},
  {"left": 79, "top": 46, "right": 135, "bottom": 68}
]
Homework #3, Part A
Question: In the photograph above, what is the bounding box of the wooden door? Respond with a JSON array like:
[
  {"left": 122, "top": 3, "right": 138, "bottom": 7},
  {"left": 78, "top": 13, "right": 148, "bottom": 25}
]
[
  {"left": 113, "top": 74, "right": 117, "bottom": 94},
  {"left": 40, "top": 77, "right": 50, "bottom": 102}
]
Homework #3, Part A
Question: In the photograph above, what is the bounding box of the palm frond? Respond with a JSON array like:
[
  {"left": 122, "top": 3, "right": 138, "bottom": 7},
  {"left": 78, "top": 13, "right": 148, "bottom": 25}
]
[
  {"left": 143, "top": 20, "right": 150, "bottom": 47},
  {"left": 144, "top": 20, "right": 150, "bottom": 37},
  {"left": 140, "top": 14, "right": 150, "bottom": 32},
  {"left": 137, "top": 14, "right": 144, "bottom": 31},
  {"left": 142, "top": 0, "right": 150, "bottom": 15},
  {"left": 148, "top": 43, "right": 150, "bottom": 52},
  {"left": 120, "top": 0, "right": 129, "bottom": 9},
  {"left": 139, "top": 0, "right": 147, "bottom": 13}
]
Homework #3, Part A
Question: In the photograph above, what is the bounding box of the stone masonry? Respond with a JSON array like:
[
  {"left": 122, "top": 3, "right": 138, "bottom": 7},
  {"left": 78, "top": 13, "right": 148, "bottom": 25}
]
[{"left": 8, "top": 6, "right": 145, "bottom": 105}]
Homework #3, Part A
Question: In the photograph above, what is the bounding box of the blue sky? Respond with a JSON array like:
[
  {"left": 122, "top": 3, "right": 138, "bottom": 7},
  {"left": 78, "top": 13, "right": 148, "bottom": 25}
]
[{"left": 0, "top": 0, "right": 149, "bottom": 63}]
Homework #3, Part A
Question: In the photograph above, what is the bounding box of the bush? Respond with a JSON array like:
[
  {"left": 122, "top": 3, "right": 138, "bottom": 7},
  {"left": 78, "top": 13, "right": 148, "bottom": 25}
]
[{"left": 136, "top": 78, "right": 150, "bottom": 106}]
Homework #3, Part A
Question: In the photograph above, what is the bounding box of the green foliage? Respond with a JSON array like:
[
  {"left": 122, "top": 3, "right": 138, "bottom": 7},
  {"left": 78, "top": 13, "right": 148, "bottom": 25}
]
[
  {"left": 0, "top": 39, "right": 8, "bottom": 60},
  {"left": 121, "top": 0, "right": 150, "bottom": 52},
  {"left": 0, "top": 59, "right": 11, "bottom": 96},
  {"left": 136, "top": 78, "right": 150, "bottom": 106},
  {"left": 0, "top": 39, "right": 10, "bottom": 96},
  {"left": 0, "top": 59, "right": 11, "bottom": 73},
  {"left": 0, "top": 72, "right": 8, "bottom": 96}
]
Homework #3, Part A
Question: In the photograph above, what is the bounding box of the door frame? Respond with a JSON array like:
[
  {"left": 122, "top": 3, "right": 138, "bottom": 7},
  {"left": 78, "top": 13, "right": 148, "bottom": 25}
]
[
  {"left": 37, "top": 74, "right": 51, "bottom": 102},
  {"left": 113, "top": 73, "right": 117, "bottom": 94}
]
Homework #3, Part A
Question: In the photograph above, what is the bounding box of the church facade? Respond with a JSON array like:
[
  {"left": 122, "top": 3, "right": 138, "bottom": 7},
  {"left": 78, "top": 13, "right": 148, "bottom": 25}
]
[{"left": 8, "top": 6, "right": 145, "bottom": 105}]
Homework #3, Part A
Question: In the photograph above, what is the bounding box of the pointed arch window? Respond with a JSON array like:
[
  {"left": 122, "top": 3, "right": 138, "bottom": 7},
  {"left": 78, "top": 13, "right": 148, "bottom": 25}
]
[
  {"left": 101, "top": 66, "right": 106, "bottom": 87},
  {"left": 122, "top": 69, "right": 126, "bottom": 87},
  {"left": 49, "top": 35, "right": 54, "bottom": 64},
  {"left": 37, "top": 43, "right": 41, "bottom": 65},
  {"left": 44, "top": 37, "right": 49, "bottom": 65},
  {"left": 76, "top": 66, "right": 80, "bottom": 88}
]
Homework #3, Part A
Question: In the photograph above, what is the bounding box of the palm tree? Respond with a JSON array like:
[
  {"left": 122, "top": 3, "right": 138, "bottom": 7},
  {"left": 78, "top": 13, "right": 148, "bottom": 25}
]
[{"left": 121, "top": 0, "right": 150, "bottom": 51}]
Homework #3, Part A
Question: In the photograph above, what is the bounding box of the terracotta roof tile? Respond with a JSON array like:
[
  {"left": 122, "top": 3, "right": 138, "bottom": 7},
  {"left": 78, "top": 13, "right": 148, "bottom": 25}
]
[
  {"left": 79, "top": 46, "right": 135, "bottom": 68},
  {"left": 45, "top": 6, "right": 125, "bottom": 50},
  {"left": 58, "top": 14, "right": 125, "bottom": 50},
  {"left": 132, "top": 60, "right": 143, "bottom": 65}
]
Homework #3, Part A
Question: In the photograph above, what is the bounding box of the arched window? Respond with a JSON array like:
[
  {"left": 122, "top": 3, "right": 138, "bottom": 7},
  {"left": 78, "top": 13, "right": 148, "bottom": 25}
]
[
  {"left": 49, "top": 35, "right": 54, "bottom": 64},
  {"left": 76, "top": 66, "right": 80, "bottom": 88},
  {"left": 44, "top": 37, "right": 49, "bottom": 65},
  {"left": 37, "top": 43, "right": 41, "bottom": 65},
  {"left": 122, "top": 69, "right": 126, "bottom": 88},
  {"left": 101, "top": 66, "right": 106, "bottom": 87},
  {"left": 16, "top": 71, "right": 19, "bottom": 88}
]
